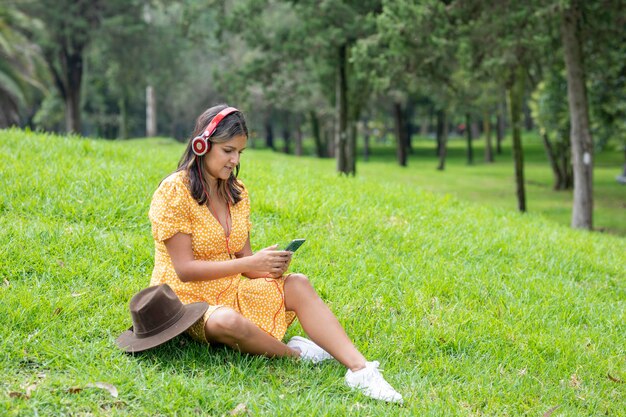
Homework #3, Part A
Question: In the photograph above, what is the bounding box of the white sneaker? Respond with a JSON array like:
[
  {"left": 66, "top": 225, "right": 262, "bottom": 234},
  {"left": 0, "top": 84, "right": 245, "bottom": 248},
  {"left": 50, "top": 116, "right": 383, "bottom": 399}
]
[
  {"left": 287, "top": 336, "right": 334, "bottom": 363},
  {"left": 345, "top": 361, "right": 403, "bottom": 403}
]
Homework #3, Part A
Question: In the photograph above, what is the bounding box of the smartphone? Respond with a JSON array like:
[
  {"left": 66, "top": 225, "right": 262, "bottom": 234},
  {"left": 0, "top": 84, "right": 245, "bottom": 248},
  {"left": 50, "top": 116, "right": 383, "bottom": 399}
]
[{"left": 284, "top": 238, "right": 306, "bottom": 252}]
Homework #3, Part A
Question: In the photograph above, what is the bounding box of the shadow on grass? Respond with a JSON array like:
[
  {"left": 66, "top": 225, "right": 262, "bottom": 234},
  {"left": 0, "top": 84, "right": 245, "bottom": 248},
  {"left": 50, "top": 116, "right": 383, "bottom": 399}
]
[{"left": 127, "top": 335, "right": 298, "bottom": 376}]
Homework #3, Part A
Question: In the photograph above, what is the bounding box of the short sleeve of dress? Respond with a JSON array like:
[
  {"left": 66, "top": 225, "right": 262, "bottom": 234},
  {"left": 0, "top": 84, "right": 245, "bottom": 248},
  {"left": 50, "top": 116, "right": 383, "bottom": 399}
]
[{"left": 149, "top": 177, "right": 192, "bottom": 242}]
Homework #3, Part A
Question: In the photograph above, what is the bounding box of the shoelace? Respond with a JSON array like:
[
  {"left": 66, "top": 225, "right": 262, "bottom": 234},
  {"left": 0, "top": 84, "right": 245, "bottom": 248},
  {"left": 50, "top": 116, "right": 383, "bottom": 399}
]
[{"left": 362, "top": 361, "right": 396, "bottom": 393}]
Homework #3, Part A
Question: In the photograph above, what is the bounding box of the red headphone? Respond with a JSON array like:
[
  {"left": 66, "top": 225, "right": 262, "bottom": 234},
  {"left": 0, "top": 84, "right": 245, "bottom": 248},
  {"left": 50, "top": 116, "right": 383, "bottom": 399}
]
[{"left": 191, "top": 106, "right": 240, "bottom": 156}]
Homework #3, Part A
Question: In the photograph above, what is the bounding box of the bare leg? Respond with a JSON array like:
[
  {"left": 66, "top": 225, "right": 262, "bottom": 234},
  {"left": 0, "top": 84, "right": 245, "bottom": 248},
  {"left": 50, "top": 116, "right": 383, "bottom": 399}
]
[
  {"left": 284, "top": 274, "right": 367, "bottom": 371},
  {"left": 204, "top": 307, "right": 300, "bottom": 359}
]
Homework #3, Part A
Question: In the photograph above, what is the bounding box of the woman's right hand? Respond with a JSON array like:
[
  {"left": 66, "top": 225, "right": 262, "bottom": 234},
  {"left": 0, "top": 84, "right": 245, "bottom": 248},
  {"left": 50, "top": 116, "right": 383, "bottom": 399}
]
[{"left": 247, "top": 244, "right": 291, "bottom": 277}]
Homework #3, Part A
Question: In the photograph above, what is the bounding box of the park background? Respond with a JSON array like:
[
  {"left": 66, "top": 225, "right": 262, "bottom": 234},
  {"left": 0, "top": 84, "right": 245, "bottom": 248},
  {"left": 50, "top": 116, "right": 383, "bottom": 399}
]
[{"left": 2, "top": 0, "right": 625, "bottom": 415}]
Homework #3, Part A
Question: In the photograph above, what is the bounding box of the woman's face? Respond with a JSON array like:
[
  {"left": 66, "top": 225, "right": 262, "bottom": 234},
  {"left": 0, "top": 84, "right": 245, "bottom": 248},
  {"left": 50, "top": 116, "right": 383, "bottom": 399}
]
[{"left": 205, "top": 134, "right": 247, "bottom": 182}]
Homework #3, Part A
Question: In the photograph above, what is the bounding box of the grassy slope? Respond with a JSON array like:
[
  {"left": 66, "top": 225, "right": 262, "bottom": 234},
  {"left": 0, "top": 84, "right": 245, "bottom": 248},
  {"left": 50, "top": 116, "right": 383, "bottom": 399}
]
[
  {"left": 1, "top": 129, "right": 624, "bottom": 416},
  {"left": 319, "top": 133, "right": 625, "bottom": 236}
]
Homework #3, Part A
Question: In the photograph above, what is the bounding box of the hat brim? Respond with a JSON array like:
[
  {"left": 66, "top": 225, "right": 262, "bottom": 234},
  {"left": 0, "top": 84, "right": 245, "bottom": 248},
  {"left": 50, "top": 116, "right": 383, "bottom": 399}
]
[{"left": 115, "top": 301, "right": 209, "bottom": 353}]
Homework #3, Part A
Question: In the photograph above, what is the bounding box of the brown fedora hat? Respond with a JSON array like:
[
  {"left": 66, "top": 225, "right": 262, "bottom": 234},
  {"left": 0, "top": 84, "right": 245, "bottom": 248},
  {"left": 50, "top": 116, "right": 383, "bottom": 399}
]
[{"left": 116, "top": 284, "right": 208, "bottom": 353}]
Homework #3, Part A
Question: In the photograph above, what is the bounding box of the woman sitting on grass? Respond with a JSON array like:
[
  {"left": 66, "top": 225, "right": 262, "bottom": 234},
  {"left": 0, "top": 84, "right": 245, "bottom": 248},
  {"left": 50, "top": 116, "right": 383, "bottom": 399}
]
[{"left": 148, "top": 104, "right": 402, "bottom": 403}]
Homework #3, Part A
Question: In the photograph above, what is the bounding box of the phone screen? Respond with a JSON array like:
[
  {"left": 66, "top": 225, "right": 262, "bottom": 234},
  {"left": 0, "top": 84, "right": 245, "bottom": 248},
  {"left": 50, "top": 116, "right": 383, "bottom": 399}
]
[{"left": 284, "top": 239, "right": 305, "bottom": 252}]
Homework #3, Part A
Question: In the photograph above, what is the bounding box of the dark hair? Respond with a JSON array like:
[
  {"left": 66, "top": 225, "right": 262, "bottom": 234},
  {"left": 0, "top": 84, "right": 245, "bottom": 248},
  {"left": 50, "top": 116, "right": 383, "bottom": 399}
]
[{"left": 176, "top": 104, "right": 248, "bottom": 206}]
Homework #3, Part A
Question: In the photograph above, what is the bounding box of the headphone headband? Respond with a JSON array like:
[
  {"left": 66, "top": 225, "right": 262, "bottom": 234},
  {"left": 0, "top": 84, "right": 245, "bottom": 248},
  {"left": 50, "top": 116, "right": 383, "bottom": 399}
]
[
  {"left": 192, "top": 106, "right": 240, "bottom": 156},
  {"left": 201, "top": 106, "right": 240, "bottom": 139}
]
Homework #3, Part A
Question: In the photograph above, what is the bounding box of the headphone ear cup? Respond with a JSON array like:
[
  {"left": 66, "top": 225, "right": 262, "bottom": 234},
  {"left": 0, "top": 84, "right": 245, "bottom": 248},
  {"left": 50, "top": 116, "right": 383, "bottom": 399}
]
[{"left": 192, "top": 136, "right": 209, "bottom": 156}]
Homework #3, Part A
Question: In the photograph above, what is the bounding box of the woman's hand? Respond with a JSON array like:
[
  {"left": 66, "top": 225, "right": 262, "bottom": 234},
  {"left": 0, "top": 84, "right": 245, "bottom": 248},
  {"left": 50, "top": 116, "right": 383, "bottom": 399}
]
[
  {"left": 271, "top": 250, "right": 292, "bottom": 278},
  {"left": 248, "top": 245, "right": 291, "bottom": 278}
]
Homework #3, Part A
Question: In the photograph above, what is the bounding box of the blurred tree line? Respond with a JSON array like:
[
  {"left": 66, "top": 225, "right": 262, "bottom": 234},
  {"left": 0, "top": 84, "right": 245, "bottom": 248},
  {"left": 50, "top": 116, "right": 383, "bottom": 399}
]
[{"left": 1, "top": 0, "right": 624, "bottom": 230}]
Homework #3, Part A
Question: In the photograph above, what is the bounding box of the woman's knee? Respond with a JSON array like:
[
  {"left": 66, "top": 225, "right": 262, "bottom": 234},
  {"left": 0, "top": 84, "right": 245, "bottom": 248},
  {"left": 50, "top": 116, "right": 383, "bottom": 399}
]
[
  {"left": 284, "top": 273, "right": 319, "bottom": 310},
  {"left": 285, "top": 273, "right": 312, "bottom": 291},
  {"left": 205, "top": 307, "right": 249, "bottom": 341}
]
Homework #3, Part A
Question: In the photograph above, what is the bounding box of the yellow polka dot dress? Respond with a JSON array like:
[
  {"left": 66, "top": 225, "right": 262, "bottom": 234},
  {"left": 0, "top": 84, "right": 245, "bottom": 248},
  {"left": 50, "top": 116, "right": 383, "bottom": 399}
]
[{"left": 148, "top": 170, "right": 296, "bottom": 342}]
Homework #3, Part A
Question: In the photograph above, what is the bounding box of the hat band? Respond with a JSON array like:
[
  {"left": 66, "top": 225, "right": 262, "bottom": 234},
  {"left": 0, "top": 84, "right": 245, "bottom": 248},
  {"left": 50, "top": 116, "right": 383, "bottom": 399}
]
[{"left": 134, "top": 305, "right": 185, "bottom": 339}]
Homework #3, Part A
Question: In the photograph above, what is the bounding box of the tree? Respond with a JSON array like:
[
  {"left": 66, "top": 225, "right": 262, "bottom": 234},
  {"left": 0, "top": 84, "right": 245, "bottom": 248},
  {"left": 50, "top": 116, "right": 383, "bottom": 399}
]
[
  {"left": 530, "top": 70, "right": 573, "bottom": 190},
  {"left": 561, "top": 0, "right": 626, "bottom": 220},
  {"left": 16, "top": 0, "right": 145, "bottom": 134},
  {"left": 508, "top": 65, "right": 527, "bottom": 211},
  {"left": 455, "top": 0, "right": 550, "bottom": 212},
  {"left": 218, "top": 0, "right": 335, "bottom": 155},
  {"left": 289, "top": 0, "right": 380, "bottom": 175},
  {"left": 560, "top": 0, "right": 595, "bottom": 229},
  {"left": 435, "top": 109, "right": 449, "bottom": 170},
  {"left": 354, "top": 0, "right": 458, "bottom": 169},
  {"left": 83, "top": 11, "right": 151, "bottom": 138},
  {"left": 18, "top": 0, "right": 99, "bottom": 133},
  {"left": 0, "top": 6, "right": 48, "bottom": 127},
  {"left": 392, "top": 95, "right": 409, "bottom": 166},
  {"left": 222, "top": 0, "right": 380, "bottom": 174}
]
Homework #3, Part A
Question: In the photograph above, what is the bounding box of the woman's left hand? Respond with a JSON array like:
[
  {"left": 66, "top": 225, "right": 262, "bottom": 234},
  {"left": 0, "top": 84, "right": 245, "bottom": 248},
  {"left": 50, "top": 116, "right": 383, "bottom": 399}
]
[{"left": 268, "top": 251, "right": 292, "bottom": 278}]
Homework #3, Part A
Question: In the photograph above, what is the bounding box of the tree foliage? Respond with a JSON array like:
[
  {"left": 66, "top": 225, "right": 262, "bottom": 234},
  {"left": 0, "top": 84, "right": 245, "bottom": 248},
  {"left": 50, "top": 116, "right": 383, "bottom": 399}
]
[
  {"left": 0, "top": 5, "right": 48, "bottom": 127},
  {"left": 3, "top": 0, "right": 625, "bottom": 231}
]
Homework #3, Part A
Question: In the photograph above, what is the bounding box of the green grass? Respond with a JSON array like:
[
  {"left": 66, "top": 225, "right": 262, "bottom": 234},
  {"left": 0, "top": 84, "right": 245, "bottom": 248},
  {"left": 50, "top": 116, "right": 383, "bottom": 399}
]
[
  {"left": 1, "top": 129, "right": 625, "bottom": 416},
  {"left": 278, "top": 132, "right": 626, "bottom": 236}
]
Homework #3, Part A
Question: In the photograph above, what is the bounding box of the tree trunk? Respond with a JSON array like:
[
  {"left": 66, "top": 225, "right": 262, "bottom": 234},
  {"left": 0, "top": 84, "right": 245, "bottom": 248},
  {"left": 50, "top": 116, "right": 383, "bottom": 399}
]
[
  {"left": 282, "top": 127, "right": 291, "bottom": 154},
  {"left": 63, "top": 51, "right": 83, "bottom": 134},
  {"left": 557, "top": 136, "right": 574, "bottom": 189},
  {"left": 420, "top": 114, "right": 430, "bottom": 136},
  {"left": 310, "top": 111, "right": 325, "bottom": 157},
  {"left": 45, "top": 39, "right": 84, "bottom": 134},
  {"left": 393, "top": 101, "right": 408, "bottom": 167},
  {"left": 436, "top": 109, "right": 444, "bottom": 156},
  {"left": 405, "top": 100, "right": 414, "bottom": 154},
  {"left": 326, "top": 125, "right": 335, "bottom": 158},
  {"left": 347, "top": 121, "right": 357, "bottom": 174},
  {"left": 497, "top": 96, "right": 506, "bottom": 154},
  {"left": 65, "top": 92, "right": 81, "bottom": 134},
  {"left": 508, "top": 65, "right": 527, "bottom": 212},
  {"left": 541, "top": 132, "right": 566, "bottom": 189},
  {"left": 264, "top": 119, "right": 275, "bottom": 150},
  {"left": 465, "top": 113, "right": 474, "bottom": 165},
  {"left": 484, "top": 110, "right": 493, "bottom": 162},
  {"left": 295, "top": 124, "right": 303, "bottom": 156},
  {"left": 471, "top": 121, "right": 480, "bottom": 141},
  {"left": 325, "top": 122, "right": 335, "bottom": 158},
  {"left": 146, "top": 85, "right": 157, "bottom": 137},
  {"left": 496, "top": 113, "right": 504, "bottom": 154},
  {"left": 119, "top": 97, "right": 128, "bottom": 139},
  {"left": 561, "top": 0, "right": 593, "bottom": 229},
  {"left": 437, "top": 109, "right": 449, "bottom": 171},
  {"left": 523, "top": 99, "right": 534, "bottom": 131},
  {"left": 335, "top": 44, "right": 350, "bottom": 174}
]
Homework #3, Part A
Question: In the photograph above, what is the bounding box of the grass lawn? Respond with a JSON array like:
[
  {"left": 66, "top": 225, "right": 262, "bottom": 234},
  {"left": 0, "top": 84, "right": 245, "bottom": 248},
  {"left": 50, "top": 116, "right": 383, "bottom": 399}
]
[
  {"left": 289, "top": 132, "right": 625, "bottom": 237},
  {"left": 1, "top": 129, "right": 625, "bottom": 416}
]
